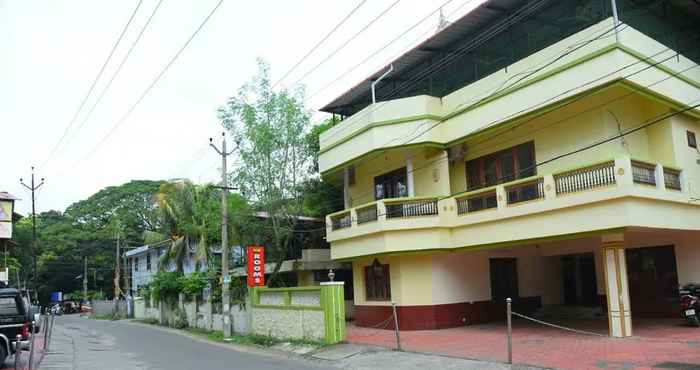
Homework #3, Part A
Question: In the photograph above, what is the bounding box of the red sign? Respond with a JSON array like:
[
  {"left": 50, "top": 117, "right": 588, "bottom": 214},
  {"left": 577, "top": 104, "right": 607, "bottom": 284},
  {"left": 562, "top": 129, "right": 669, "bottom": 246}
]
[{"left": 247, "top": 246, "right": 265, "bottom": 287}]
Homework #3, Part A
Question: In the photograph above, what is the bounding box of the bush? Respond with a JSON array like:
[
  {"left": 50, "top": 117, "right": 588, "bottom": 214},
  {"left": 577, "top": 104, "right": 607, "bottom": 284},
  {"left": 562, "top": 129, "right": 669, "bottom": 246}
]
[
  {"left": 150, "top": 271, "right": 183, "bottom": 304},
  {"left": 178, "top": 272, "right": 208, "bottom": 297}
]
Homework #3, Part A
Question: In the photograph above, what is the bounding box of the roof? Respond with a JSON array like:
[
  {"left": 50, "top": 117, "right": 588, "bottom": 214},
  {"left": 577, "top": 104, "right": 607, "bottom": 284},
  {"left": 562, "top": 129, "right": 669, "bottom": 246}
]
[
  {"left": 125, "top": 245, "right": 150, "bottom": 257},
  {"left": 0, "top": 192, "right": 19, "bottom": 201},
  {"left": 320, "top": 0, "right": 532, "bottom": 115}
]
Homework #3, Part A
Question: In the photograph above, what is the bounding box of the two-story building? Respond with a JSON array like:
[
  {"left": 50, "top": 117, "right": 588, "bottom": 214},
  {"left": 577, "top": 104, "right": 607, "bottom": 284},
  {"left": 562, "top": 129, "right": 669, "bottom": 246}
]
[{"left": 320, "top": 0, "right": 700, "bottom": 337}]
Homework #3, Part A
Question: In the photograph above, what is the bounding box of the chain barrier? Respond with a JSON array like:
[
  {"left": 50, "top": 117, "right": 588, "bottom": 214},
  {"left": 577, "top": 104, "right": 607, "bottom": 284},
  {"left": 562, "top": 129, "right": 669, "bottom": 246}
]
[
  {"left": 511, "top": 311, "right": 607, "bottom": 337},
  {"left": 510, "top": 310, "right": 698, "bottom": 344}
]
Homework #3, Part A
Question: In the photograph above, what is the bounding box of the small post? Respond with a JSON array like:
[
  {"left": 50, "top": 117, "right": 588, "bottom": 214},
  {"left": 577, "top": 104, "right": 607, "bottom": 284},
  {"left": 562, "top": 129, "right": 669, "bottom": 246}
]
[
  {"left": 43, "top": 315, "right": 49, "bottom": 350},
  {"left": 47, "top": 313, "right": 55, "bottom": 351},
  {"left": 28, "top": 321, "right": 36, "bottom": 370},
  {"left": 14, "top": 334, "right": 21, "bottom": 369},
  {"left": 506, "top": 297, "right": 513, "bottom": 365},
  {"left": 391, "top": 302, "right": 402, "bottom": 351}
]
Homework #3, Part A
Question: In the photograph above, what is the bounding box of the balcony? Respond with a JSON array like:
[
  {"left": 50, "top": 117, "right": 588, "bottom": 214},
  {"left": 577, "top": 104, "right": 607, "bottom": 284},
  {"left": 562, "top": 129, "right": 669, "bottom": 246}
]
[{"left": 326, "top": 156, "right": 691, "bottom": 257}]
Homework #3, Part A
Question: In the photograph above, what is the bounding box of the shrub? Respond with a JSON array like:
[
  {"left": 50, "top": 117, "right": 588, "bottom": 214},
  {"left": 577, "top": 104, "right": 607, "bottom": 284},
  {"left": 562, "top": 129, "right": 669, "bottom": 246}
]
[
  {"left": 150, "top": 271, "right": 183, "bottom": 304},
  {"left": 178, "top": 272, "right": 208, "bottom": 297}
]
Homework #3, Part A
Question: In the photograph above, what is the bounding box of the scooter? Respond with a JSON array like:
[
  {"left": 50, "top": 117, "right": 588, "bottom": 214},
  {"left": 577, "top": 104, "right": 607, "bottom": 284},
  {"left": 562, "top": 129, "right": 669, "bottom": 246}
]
[{"left": 680, "top": 283, "right": 700, "bottom": 327}]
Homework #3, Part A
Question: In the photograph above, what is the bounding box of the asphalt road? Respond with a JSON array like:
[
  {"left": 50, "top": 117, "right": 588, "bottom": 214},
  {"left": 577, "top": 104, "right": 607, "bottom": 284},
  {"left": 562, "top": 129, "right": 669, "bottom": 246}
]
[{"left": 39, "top": 315, "right": 332, "bottom": 370}]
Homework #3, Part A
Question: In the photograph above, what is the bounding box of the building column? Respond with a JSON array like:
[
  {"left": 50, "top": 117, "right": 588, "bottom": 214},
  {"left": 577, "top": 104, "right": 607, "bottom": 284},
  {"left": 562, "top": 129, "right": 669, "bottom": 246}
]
[
  {"left": 406, "top": 155, "right": 415, "bottom": 197},
  {"left": 601, "top": 233, "right": 632, "bottom": 337},
  {"left": 343, "top": 167, "right": 351, "bottom": 209}
]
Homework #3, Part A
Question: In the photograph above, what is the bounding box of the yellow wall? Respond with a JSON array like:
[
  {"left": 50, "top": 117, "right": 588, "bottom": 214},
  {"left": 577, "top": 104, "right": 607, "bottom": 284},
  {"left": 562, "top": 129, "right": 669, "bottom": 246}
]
[
  {"left": 352, "top": 254, "right": 433, "bottom": 306},
  {"left": 671, "top": 115, "right": 700, "bottom": 198},
  {"left": 347, "top": 147, "right": 450, "bottom": 207}
]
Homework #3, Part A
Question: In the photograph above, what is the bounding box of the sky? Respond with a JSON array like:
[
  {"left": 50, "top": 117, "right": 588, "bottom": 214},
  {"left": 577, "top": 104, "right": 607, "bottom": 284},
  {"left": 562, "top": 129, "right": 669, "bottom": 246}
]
[{"left": 1, "top": 0, "right": 484, "bottom": 215}]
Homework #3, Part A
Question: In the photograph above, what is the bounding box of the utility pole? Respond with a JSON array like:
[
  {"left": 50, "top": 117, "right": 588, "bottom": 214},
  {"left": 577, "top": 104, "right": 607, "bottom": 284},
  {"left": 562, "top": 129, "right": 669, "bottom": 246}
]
[
  {"left": 114, "top": 232, "right": 121, "bottom": 300},
  {"left": 210, "top": 133, "right": 236, "bottom": 339},
  {"left": 20, "top": 166, "right": 44, "bottom": 291},
  {"left": 123, "top": 251, "right": 130, "bottom": 297},
  {"left": 83, "top": 257, "right": 88, "bottom": 303}
]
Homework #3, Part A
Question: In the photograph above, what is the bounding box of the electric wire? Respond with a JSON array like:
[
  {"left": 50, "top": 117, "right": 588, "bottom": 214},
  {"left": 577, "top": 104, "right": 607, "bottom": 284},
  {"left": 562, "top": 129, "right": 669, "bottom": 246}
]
[
  {"left": 41, "top": 0, "right": 145, "bottom": 170},
  {"left": 78, "top": 0, "right": 225, "bottom": 166},
  {"left": 288, "top": 0, "right": 404, "bottom": 89},
  {"left": 273, "top": 0, "right": 369, "bottom": 89},
  {"left": 60, "top": 0, "right": 166, "bottom": 156}
]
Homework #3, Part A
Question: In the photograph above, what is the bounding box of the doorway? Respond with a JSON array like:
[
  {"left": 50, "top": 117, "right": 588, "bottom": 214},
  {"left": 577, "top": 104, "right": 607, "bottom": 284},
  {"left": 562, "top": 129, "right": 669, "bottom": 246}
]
[
  {"left": 625, "top": 245, "right": 679, "bottom": 317},
  {"left": 561, "top": 253, "right": 598, "bottom": 306}
]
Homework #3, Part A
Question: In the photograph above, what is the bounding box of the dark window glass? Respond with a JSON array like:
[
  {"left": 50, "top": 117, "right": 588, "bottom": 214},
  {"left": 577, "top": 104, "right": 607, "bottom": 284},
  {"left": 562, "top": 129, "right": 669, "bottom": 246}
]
[
  {"left": 374, "top": 167, "right": 408, "bottom": 200},
  {"left": 147, "top": 254, "right": 151, "bottom": 271},
  {"left": 364, "top": 263, "right": 391, "bottom": 301},
  {"left": 465, "top": 141, "right": 536, "bottom": 191},
  {"left": 134, "top": 257, "right": 139, "bottom": 272},
  {"left": 688, "top": 131, "right": 697, "bottom": 149}
]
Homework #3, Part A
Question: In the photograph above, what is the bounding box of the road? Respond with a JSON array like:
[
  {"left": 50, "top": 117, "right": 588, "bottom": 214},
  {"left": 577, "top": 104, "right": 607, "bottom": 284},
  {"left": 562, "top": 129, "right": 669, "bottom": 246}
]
[{"left": 37, "top": 315, "right": 332, "bottom": 370}]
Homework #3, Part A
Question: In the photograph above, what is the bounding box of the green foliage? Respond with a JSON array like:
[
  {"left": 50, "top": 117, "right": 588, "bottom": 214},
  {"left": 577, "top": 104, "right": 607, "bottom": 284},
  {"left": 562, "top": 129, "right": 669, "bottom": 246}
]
[
  {"left": 150, "top": 271, "right": 183, "bottom": 303},
  {"left": 178, "top": 272, "right": 208, "bottom": 296},
  {"left": 156, "top": 181, "right": 223, "bottom": 272},
  {"left": 218, "top": 59, "right": 316, "bottom": 285}
]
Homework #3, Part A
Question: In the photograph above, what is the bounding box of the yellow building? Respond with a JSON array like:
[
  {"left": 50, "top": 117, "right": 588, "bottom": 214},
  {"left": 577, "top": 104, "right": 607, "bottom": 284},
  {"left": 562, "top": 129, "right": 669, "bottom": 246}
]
[{"left": 318, "top": 0, "right": 700, "bottom": 337}]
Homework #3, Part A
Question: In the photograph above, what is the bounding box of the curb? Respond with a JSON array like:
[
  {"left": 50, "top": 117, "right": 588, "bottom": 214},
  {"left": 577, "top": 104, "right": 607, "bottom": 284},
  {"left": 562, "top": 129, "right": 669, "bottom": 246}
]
[{"left": 121, "top": 320, "right": 332, "bottom": 365}]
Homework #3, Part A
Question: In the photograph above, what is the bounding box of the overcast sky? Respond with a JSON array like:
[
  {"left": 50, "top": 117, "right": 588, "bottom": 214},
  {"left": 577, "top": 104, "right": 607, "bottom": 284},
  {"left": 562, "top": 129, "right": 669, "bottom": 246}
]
[{"left": 1, "top": 0, "right": 483, "bottom": 215}]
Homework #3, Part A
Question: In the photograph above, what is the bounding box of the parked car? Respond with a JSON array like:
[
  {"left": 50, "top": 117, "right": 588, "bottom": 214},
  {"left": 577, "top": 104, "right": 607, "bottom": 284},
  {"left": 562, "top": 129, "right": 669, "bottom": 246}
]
[{"left": 0, "top": 288, "right": 31, "bottom": 363}]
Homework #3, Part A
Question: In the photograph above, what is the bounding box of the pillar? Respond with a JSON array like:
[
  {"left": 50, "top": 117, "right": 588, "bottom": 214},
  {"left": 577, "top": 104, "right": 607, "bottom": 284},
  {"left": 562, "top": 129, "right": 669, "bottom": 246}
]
[
  {"left": 406, "top": 155, "right": 415, "bottom": 197},
  {"left": 320, "top": 282, "right": 346, "bottom": 344},
  {"left": 601, "top": 234, "right": 632, "bottom": 337},
  {"left": 343, "top": 167, "right": 351, "bottom": 209}
]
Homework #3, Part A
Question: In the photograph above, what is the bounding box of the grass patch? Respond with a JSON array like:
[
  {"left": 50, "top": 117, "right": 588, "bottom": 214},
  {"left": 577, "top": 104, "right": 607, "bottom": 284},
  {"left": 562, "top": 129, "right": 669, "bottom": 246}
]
[{"left": 184, "top": 327, "right": 326, "bottom": 348}]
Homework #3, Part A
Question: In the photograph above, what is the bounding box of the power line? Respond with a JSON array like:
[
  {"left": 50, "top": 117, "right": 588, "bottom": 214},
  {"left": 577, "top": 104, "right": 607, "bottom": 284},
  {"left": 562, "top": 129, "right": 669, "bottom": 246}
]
[
  {"left": 306, "top": 0, "right": 466, "bottom": 102},
  {"left": 41, "top": 0, "right": 145, "bottom": 170},
  {"left": 79, "top": 0, "right": 225, "bottom": 165},
  {"left": 273, "top": 0, "right": 368, "bottom": 89},
  {"left": 288, "top": 0, "right": 404, "bottom": 89},
  {"left": 60, "top": 0, "right": 166, "bottom": 159}
]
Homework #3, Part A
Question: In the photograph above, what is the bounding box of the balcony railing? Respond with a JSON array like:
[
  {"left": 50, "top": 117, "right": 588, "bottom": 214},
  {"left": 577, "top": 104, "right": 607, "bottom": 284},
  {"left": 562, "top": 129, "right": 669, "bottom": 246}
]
[
  {"left": 663, "top": 167, "right": 681, "bottom": 190},
  {"left": 385, "top": 198, "right": 438, "bottom": 219},
  {"left": 632, "top": 160, "right": 656, "bottom": 186},
  {"left": 327, "top": 156, "right": 686, "bottom": 239},
  {"left": 553, "top": 161, "right": 615, "bottom": 195},
  {"left": 456, "top": 190, "right": 498, "bottom": 215},
  {"left": 330, "top": 211, "right": 351, "bottom": 231},
  {"left": 506, "top": 178, "right": 544, "bottom": 205},
  {"left": 356, "top": 203, "right": 378, "bottom": 224}
]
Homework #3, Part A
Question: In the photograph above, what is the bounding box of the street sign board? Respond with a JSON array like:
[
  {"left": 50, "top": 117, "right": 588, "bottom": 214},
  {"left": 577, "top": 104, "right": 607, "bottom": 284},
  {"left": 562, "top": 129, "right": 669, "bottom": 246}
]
[{"left": 246, "top": 246, "right": 265, "bottom": 287}]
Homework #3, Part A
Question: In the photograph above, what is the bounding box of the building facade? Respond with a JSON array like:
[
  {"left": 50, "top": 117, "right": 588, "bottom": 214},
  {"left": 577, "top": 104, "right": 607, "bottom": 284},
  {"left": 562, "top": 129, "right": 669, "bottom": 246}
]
[{"left": 319, "top": 0, "right": 700, "bottom": 337}]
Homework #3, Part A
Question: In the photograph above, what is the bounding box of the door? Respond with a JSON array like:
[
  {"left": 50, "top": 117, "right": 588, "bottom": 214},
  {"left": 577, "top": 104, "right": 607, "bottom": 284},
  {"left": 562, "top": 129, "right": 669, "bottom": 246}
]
[
  {"left": 490, "top": 258, "right": 519, "bottom": 302},
  {"left": 625, "top": 245, "right": 679, "bottom": 317}
]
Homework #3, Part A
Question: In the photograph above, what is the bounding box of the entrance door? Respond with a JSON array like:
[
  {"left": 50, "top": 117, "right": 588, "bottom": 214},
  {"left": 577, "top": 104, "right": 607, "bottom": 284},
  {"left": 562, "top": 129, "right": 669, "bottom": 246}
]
[
  {"left": 490, "top": 258, "right": 519, "bottom": 302},
  {"left": 561, "top": 253, "right": 598, "bottom": 306},
  {"left": 625, "top": 245, "right": 679, "bottom": 317}
]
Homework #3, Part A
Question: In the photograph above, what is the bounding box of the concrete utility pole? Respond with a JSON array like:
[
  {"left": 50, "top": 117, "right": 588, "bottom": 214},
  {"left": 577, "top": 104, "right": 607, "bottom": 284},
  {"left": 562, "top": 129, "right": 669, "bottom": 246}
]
[
  {"left": 123, "top": 252, "right": 130, "bottom": 297},
  {"left": 114, "top": 232, "right": 121, "bottom": 300},
  {"left": 210, "top": 133, "right": 236, "bottom": 339},
  {"left": 20, "top": 166, "right": 45, "bottom": 290},
  {"left": 83, "top": 257, "right": 88, "bottom": 303}
]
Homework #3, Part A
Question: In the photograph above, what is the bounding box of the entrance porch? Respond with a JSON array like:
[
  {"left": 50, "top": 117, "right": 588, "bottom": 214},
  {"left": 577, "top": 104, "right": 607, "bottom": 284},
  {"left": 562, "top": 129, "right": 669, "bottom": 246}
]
[
  {"left": 347, "top": 318, "right": 700, "bottom": 370},
  {"left": 351, "top": 228, "right": 700, "bottom": 338}
]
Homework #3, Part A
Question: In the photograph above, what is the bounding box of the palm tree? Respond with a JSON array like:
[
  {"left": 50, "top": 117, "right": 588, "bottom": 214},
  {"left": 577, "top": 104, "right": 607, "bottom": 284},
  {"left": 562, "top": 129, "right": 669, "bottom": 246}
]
[{"left": 156, "top": 180, "right": 219, "bottom": 272}]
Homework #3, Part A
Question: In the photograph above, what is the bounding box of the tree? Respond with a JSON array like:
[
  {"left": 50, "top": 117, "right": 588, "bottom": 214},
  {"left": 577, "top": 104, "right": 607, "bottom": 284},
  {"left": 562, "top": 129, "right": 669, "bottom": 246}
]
[
  {"left": 156, "top": 180, "right": 222, "bottom": 272},
  {"left": 218, "top": 59, "right": 312, "bottom": 286}
]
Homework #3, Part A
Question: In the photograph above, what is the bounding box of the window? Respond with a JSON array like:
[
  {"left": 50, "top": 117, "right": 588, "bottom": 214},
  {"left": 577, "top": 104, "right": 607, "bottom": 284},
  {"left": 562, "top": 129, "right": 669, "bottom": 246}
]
[
  {"left": 0, "top": 297, "right": 21, "bottom": 316},
  {"left": 146, "top": 253, "right": 152, "bottom": 271},
  {"left": 134, "top": 257, "right": 139, "bottom": 272},
  {"left": 688, "top": 131, "right": 697, "bottom": 149},
  {"left": 490, "top": 258, "right": 519, "bottom": 302},
  {"left": 374, "top": 167, "right": 408, "bottom": 200},
  {"left": 364, "top": 259, "right": 391, "bottom": 301},
  {"left": 466, "top": 142, "right": 535, "bottom": 191}
]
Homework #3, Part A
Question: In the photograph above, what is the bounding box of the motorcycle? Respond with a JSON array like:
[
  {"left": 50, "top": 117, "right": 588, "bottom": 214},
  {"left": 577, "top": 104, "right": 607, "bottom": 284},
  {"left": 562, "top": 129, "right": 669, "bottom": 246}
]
[{"left": 680, "top": 283, "right": 700, "bottom": 327}]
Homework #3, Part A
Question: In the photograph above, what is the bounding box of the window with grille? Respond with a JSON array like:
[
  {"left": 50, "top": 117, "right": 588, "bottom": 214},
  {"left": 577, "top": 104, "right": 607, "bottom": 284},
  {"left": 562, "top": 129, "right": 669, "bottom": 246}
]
[{"left": 364, "top": 260, "right": 391, "bottom": 301}]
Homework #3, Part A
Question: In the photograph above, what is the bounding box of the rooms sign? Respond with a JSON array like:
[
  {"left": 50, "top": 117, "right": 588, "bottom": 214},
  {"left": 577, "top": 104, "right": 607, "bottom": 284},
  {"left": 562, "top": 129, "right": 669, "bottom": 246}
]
[{"left": 247, "top": 246, "right": 265, "bottom": 287}]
